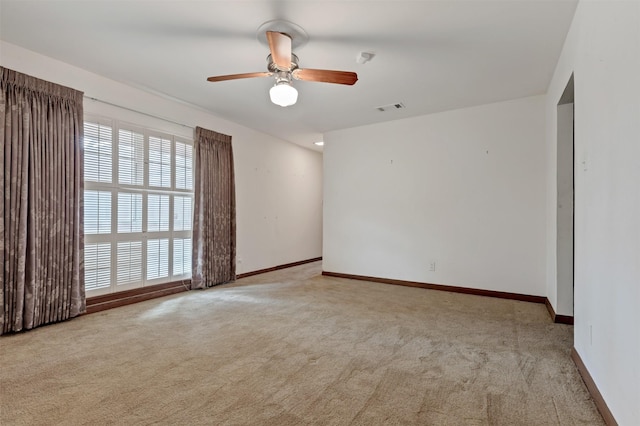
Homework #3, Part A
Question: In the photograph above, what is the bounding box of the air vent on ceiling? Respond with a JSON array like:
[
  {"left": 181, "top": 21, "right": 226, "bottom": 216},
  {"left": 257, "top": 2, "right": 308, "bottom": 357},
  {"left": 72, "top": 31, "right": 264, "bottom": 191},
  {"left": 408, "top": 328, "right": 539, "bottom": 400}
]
[{"left": 376, "top": 102, "right": 405, "bottom": 112}]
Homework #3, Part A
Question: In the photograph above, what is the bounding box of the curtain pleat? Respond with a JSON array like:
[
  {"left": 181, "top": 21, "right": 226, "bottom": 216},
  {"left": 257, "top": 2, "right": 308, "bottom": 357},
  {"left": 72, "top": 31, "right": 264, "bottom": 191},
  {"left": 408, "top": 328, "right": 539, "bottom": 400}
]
[
  {"left": 1, "top": 67, "right": 85, "bottom": 334},
  {"left": 192, "top": 126, "right": 236, "bottom": 289}
]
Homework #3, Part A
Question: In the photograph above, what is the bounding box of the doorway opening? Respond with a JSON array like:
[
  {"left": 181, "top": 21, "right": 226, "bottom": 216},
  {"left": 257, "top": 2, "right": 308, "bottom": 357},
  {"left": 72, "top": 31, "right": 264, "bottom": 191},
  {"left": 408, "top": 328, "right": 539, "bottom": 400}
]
[{"left": 556, "top": 74, "right": 574, "bottom": 322}]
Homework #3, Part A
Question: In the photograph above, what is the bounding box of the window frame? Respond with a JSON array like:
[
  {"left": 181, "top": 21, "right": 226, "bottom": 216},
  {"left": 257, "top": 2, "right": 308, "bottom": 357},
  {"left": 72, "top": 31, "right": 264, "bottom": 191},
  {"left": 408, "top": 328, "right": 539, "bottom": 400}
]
[{"left": 83, "top": 115, "right": 193, "bottom": 297}]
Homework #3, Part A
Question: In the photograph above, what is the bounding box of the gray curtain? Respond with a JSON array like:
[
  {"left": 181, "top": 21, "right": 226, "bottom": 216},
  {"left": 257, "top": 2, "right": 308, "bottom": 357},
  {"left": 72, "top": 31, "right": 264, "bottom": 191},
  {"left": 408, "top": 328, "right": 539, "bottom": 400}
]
[
  {"left": 1, "top": 67, "right": 85, "bottom": 334},
  {"left": 192, "top": 126, "right": 236, "bottom": 289}
]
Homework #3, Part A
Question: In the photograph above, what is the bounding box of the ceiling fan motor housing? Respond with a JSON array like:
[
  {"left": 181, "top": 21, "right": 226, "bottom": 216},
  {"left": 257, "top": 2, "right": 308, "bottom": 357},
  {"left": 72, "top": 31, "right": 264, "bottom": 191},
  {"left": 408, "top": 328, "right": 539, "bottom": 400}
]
[{"left": 267, "top": 53, "right": 299, "bottom": 73}]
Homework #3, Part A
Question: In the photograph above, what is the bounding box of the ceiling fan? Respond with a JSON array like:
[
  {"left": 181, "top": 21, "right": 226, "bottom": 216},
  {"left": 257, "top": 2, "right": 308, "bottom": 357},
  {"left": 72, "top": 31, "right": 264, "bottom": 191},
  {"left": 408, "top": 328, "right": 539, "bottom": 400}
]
[{"left": 206, "top": 27, "right": 358, "bottom": 107}]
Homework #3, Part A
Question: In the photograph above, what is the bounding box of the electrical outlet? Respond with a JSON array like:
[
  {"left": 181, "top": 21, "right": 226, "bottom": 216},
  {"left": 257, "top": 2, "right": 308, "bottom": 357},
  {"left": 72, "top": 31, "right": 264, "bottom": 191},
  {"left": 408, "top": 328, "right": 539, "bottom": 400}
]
[{"left": 429, "top": 261, "right": 436, "bottom": 272}]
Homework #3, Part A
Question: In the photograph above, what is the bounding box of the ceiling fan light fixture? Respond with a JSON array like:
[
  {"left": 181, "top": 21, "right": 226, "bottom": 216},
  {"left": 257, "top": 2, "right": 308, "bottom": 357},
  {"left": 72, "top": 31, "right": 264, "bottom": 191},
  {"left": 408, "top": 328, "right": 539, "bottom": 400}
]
[{"left": 270, "top": 80, "right": 298, "bottom": 107}]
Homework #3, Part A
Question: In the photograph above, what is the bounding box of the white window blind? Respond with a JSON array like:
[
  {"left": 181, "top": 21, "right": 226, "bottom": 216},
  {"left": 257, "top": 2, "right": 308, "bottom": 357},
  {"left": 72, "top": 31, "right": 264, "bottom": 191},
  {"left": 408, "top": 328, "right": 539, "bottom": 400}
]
[
  {"left": 118, "top": 129, "right": 144, "bottom": 186},
  {"left": 85, "top": 243, "right": 111, "bottom": 290},
  {"left": 174, "top": 195, "right": 192, "bottom": 231},
  {"left": 173, "top": 238, "right": 192, "bottom": 277},
  {"left": 84, "top": 122, "right": 112, "bottom": 183},
  {"left": 84, "top": 190, "right": 112, "bottom": 234},
  {"left": 175, "top": 141, "right": 193, "bottom": 190},
  {"left": 147, "top": 238, "right": 169, "bottom": 280},
  {"left": 149, "top": 136, "right": 172, "bottom": 188},
  {"left": 117, "top": 192, "right": 143, "bottom": 233},
  {"left": 83, "top": 117, "right": 193, "bottom": 295},
  {"left": 116, "top": 241, "right": 143, "bottom": 285},
  {"left": 148, "top": 194, "right": 170, "bottom": 232}
]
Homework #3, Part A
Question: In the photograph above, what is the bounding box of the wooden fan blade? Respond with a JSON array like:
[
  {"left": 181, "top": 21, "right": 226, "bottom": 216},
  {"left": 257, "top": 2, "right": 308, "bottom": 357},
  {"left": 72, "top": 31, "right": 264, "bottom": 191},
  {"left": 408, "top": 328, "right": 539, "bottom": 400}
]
[
  {"left": 266, "top": 31, "right": 292, "bottom": 70},
  {"left": 207, "top": 72, "right": 272, "bottom": 82},
  {"left": 292, "top": 69, "right": 358, "bottom": 85}
]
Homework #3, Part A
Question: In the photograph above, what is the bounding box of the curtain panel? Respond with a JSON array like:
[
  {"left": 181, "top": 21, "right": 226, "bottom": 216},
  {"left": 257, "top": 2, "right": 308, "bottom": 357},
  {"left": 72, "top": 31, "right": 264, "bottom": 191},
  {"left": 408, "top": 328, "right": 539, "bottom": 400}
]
[
  {"left": 0, "top": 67, "right": 85, "bottom": 334},
  {"left": 192, "top": 127, "right": 236, "bottom": 289}
]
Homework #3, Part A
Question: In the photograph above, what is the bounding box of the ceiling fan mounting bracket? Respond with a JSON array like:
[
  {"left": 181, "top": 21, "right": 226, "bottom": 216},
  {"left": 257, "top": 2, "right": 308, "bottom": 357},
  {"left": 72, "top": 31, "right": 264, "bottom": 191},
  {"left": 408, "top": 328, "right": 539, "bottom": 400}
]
[{"left": 257, "top": 19, "right": 309, "bottom": 51}]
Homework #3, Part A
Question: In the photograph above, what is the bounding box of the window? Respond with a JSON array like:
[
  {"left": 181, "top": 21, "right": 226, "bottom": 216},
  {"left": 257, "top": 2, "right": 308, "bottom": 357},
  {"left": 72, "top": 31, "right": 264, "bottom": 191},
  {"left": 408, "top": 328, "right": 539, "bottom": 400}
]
[{"left": 83, "top": 118, "right": 193, "bottom": 295}]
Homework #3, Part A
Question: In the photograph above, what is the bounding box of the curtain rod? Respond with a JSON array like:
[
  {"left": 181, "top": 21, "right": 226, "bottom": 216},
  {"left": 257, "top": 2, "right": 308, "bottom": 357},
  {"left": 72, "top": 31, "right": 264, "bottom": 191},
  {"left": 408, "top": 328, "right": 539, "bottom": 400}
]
[{"left": 84, "top": 96, "right": 194, "bottom": 130}]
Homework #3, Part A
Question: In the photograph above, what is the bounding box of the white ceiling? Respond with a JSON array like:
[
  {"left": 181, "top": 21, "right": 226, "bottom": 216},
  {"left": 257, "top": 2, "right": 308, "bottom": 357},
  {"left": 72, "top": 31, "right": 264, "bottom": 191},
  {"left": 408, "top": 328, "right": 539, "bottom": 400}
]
[{"left": 0, "top": 0, "right": 577, "bottom": 151}]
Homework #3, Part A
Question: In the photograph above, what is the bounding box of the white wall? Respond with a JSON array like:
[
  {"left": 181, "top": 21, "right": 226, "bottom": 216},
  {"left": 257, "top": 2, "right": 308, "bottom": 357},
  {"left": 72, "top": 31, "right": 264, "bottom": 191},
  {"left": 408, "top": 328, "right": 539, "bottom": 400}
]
[
  {"left": 545, "top": 2, "right": 640, "bottom": 424},
  {"left": 324, "top": 95, "right": 546, "bottom": 296},
  {"left": 0, "top": 41, "right": 323, "bottom": 275}
]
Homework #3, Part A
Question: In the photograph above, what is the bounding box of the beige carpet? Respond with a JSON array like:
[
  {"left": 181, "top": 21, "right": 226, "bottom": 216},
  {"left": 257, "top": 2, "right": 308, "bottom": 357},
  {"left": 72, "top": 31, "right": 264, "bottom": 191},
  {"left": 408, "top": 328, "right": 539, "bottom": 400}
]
[{"left": 1, "top": 261, "right": 603, "bottom": 425}]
